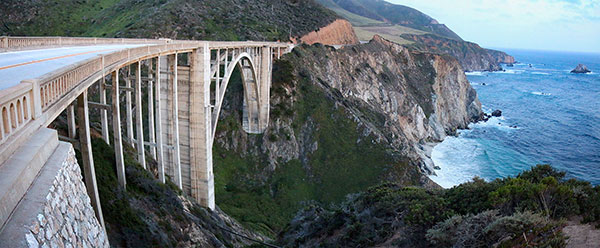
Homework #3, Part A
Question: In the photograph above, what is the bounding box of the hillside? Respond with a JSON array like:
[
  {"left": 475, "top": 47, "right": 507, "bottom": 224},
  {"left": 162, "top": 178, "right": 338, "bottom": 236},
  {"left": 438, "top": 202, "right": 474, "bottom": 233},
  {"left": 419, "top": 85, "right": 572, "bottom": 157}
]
[
  {"left": 316, "top": 0, "right": 516, "bottom": 71},
  {"left": 317, "top": 0, "right": 462, "bottom": 40},
  {"left": 278, "top": 165, "right": 600, "bottom": 247},
  {"left": 213, "top": 35, "right": 482, "bottom": 235},
  {"left": 0, "top": 0, "right": 339, "bottom": 41}
]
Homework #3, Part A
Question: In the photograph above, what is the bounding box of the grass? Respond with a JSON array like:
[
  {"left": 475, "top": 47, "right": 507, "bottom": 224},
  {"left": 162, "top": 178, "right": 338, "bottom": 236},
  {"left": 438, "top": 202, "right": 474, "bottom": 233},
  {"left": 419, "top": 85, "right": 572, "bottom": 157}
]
[{"left": 213, "top": 64, "right": 417, "bottom": 237}]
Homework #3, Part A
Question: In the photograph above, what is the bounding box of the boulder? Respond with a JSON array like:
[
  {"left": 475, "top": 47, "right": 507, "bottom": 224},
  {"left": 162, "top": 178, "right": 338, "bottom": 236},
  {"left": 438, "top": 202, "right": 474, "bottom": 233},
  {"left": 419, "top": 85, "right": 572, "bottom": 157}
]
[
  {"left": 491, "top": 110, "right": 502, "bottom": 117},
  {"left": 571, "top": 64, "right": 591, "bottom": 74}
]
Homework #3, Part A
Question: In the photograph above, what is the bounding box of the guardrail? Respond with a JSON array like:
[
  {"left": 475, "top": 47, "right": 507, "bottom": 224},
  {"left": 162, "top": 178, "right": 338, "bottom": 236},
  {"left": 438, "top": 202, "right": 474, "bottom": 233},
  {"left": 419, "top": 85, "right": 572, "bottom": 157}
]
[
  {"left": 0, "top": 37, "right": 291, "bottom": 165},
  {"left": 0, "top": 36, "right": 171, "bottom": 51}
]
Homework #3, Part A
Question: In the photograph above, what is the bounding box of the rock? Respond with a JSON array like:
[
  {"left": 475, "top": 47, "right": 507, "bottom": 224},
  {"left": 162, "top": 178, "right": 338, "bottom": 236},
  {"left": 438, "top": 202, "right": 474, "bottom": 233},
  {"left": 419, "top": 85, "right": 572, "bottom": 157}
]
[
  {"left": 434, "top": 166, "right": 441, "bottom": 170},
  {"left": 491, "top": 110, "right": 502, "bottom": 117},
  {"left": 571, "top": 64, "right": 591, "bottom": 74}
]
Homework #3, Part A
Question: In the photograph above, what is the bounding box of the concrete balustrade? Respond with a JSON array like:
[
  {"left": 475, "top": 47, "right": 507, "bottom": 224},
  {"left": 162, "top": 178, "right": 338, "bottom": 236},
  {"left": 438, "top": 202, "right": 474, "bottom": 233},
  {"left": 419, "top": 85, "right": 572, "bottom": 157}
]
[{"left": 0, "top": 37, "right": 292, "bottom": 235}]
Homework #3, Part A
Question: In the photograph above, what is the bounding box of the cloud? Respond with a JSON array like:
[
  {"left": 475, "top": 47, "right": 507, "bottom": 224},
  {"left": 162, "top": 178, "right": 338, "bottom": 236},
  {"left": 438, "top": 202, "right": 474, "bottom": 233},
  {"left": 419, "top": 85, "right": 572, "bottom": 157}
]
[{"left": 390, "top": 0, "right": 600, "bottom": 53}]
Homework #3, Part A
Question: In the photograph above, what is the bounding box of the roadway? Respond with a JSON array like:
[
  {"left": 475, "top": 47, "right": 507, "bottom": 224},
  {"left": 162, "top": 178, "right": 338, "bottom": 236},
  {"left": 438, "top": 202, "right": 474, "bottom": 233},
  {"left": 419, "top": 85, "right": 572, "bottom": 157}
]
[{"left": 0, "top": 44, "right": 147, "bottom": 90}]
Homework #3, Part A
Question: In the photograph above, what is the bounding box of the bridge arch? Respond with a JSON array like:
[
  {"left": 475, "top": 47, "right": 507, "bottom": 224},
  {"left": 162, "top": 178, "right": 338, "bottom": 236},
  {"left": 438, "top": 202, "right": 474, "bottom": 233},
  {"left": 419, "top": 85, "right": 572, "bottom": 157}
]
[{"left": 211, "top": 52, "right": 261, "bottom": 140}]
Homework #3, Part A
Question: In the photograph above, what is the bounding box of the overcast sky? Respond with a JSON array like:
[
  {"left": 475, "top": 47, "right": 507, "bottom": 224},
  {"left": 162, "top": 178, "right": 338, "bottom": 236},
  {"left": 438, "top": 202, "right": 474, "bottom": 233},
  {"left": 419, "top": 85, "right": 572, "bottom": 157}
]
[{"left": 390, "top": 0, "right": 600, "bottom": 53}]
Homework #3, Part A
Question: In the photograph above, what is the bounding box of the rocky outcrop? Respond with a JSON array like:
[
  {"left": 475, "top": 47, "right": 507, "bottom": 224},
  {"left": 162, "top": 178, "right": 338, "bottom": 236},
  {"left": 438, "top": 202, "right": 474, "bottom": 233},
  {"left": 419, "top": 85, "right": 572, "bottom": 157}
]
[
  {"left": 486, "top": 48, "right": 516, "bottom": 65},
  {"left": 401, "top": 34, "right": 514, "bottom": 72},
  {"left": 294, "top": 19, "right": 359, "bottom": 45},
  {"left": 571, "top": 64, "right": 591, "bottom": 74}
]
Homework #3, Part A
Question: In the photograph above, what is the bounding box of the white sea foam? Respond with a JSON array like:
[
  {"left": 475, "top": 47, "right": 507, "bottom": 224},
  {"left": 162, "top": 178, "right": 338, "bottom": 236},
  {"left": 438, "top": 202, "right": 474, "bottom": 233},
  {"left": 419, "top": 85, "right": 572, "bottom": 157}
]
[
  {"left": 531, "top": 72, "right": 550, "bottom": 75},
  {"left": 465, "top": 71, "right": 485, "bottom": 76},
  {"left": 492, "top": 69, "right": 524, "bottom": 74},
  {"left": 429, "top": 136, "right": 485, "bottom": 188},
  {"left": 531, "top": 91, "right": 552, "bottom": 96}
]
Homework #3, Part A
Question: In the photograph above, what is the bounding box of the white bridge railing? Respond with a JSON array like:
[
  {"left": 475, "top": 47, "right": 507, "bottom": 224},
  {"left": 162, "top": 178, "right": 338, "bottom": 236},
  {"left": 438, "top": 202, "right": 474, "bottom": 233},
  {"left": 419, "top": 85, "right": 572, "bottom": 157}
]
[{"left": 0, "top": 36, "right": 290, "bottom": 164}]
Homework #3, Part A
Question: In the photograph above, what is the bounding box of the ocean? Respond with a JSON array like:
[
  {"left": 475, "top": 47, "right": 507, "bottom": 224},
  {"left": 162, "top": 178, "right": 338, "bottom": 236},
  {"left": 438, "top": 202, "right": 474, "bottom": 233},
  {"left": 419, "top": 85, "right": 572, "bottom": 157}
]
[{"left": 429, "top": 49, "right": 600, "bottom": 188}]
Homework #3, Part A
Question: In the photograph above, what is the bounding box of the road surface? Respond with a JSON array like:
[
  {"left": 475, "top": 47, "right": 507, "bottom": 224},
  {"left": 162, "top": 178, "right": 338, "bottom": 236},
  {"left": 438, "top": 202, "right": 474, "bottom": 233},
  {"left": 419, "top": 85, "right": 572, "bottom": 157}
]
[{"left": 0, "top": 44, "right": 146, "bottom": 90}]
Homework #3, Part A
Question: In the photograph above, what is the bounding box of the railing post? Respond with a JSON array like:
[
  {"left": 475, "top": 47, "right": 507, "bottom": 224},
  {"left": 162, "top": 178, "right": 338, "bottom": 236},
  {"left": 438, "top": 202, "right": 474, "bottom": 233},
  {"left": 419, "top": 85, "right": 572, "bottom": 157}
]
[
  {"left": 1, "top": 36, "right": 7, "bottom": 49},
  {"left": 21, "top": 79, "right": 43, "bottom": 120}
]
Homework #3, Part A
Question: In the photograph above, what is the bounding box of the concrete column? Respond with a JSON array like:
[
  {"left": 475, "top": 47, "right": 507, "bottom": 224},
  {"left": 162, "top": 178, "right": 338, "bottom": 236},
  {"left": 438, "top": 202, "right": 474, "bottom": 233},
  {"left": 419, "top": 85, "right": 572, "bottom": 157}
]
[
  {"left": 125, "top": 67, "right": 134, "bottom": 146},
  {"left": 100, "top": 75, "right": 110, "bottom": 144},
  {"left": 135, "top": 62, "right": 146, "bottom": 169},
  {"left": 77, "top": 89, "right": 106, "bottom": 229},
  {"left": 189, "top": 43, "right": 215, "bottom": 210},
  {"left": 148, "top": 59, "right": 156, "bottom": 159},
  {"left": 67, "top": 104, "right": 76, "bottom": 139},
  {"left": 259, "top": 46, "right": 271, "bottom": 131},
  {"left": 169, "top": 54, "right": 182, "bottom": 189},
  {"left": 111, "top": 70, "right": 126, "bottom": 188},
  {"left": 155, "top": 57, "right": 165, "bottom": 183}
]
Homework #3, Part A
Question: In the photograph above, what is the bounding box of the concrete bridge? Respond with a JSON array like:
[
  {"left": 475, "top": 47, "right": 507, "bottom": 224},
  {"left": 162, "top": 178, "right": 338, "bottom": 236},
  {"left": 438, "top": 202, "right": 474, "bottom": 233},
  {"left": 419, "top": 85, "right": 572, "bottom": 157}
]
[{"left": 0, "top": 36, "right": 290, "bottom": 245}]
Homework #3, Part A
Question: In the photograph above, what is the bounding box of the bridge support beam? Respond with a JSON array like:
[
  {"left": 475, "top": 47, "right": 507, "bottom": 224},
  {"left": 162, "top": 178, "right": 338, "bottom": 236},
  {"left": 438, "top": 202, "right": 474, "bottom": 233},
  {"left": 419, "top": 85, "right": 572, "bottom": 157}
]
[
  {"left": 135, "top": 62, "right": 146, "bottom": 169},
  {"left": 169, "top": 54, "right": 182, "bottom": 189},
  {"left": 67, "top": 104, "right": 76, "bottom": 139},
  {"left": 155, "top": 57, "right": 165, "bottom": 183},
  {"left": 125, "top": 67, "right": 134, "bottom": 147},
  {"left": 77, "top": 89, "right": 105, "bottom": 229},
  {"left": 148, "top": 60, "right": 156, "bottom": 159},
  {"left": 111, "top": 70, "right": 126, "bottom": 188},
  {"left": 100, "top": 77, "right": 110, "bottom": 145},
  {"left": 259, "top": 46, "right": 271, "bottom": 131},
  {"left": 190, "top": 44, "right": 215, "bottom": 210}
]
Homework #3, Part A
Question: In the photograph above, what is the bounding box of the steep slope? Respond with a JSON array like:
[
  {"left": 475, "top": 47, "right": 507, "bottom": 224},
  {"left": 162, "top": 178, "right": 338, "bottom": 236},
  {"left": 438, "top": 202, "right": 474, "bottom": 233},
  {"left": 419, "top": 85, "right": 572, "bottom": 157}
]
[
  {"left": 316, "top": 0, "right": 516, "bottom": 71},
  {"left": 401, "top": 34, "right": 507, "bottom": 71},
  {"left": 213, "top": 36, "right": 482, "bottom": 235},
  {"left": 0, "top": 0, "right": 339, "bottom": 41},
  {"left": 319, "top": 0, "right": 462, "bottom": 40},
  {"left": 278, "top": 165, "right": 600, "bottom": 247}
]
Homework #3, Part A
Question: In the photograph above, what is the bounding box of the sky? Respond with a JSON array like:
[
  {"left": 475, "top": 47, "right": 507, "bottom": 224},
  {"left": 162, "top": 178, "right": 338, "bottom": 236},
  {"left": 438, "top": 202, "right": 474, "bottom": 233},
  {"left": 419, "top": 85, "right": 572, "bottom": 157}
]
[{"left": 391, "top": 0, "right": 600, "bottom": 53}]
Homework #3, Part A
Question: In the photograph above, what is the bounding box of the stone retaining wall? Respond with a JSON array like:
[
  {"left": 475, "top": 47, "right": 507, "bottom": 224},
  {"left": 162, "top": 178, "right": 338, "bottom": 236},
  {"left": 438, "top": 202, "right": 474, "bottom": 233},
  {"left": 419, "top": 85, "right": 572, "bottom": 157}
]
[{"left": 0, "top": 142, "right": 108, "bottom": 247}]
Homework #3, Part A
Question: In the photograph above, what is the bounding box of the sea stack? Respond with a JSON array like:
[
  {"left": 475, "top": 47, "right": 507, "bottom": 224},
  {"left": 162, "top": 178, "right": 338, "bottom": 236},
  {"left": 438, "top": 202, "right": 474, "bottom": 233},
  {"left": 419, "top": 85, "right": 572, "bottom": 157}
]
[{"left": 571, "top": 64, "right": 591, "bottom": 74}]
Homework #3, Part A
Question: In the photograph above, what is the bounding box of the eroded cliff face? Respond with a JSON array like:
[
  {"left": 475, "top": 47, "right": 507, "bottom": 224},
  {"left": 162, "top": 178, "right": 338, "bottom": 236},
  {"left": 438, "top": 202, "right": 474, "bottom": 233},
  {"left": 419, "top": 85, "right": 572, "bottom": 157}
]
[
  {"left": 293, "top": 19, "right": 359, "bottom": 45},
  {"left": 281, "top": 35, "right": 482, "bottom": 173},
  {"left": 401, "top": 34, "right": 515, "bottom": 71},
  {"left": 212, "top": 35, "right": 482, "bottom": 232}
]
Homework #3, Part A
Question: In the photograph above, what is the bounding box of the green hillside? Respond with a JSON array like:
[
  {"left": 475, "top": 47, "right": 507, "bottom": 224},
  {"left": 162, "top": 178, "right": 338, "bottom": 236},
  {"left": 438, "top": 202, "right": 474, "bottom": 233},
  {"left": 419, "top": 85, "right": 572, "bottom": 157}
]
[
  {"left": 316, "top": 0, "right": 462, "bottom": 40},
  {"left": 0, "top": 0, "right": 338, "bottom": 41}
]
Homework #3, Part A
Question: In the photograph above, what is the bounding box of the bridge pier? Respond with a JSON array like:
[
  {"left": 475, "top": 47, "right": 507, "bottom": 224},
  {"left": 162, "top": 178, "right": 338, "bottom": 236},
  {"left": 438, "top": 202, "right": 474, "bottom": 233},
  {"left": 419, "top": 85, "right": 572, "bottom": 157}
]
[
  {"left": 134, "top": 62, "right": 145, "bottom": 169},
  {"left": 155, "top": 57, "right": 166, "bottom": 183},
  {"left": 190, "top": 44, "right": 215, "bottom": 210},
  {"left": 77, "top": 89, "right": 105, "bottom": 229},
  {"left": 111, "top": 70, "right": 127, "bottom": 188}
]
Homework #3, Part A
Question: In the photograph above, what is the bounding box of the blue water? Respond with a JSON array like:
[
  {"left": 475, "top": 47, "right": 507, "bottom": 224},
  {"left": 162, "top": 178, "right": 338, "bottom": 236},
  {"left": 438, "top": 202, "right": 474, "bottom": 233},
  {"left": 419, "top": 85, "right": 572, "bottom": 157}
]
[{"left": 430, "top": 49, "right": 600, "bottom": 188}]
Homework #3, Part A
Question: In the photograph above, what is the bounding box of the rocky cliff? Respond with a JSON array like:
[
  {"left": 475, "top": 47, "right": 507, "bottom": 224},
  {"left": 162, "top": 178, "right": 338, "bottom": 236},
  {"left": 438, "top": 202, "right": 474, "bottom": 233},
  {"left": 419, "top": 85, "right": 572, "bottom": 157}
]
[
  {"left": 293, "top": 19, "right": 359, "bottom": 45},
  {"left": 402, "top": 34, "right": 515, "bottom": 71},
  {"left": 212, "top": 35, "right": 482, "bottom": 234},
  {"left": 486, "top": 48, "right": 516, "bottom": 64}
]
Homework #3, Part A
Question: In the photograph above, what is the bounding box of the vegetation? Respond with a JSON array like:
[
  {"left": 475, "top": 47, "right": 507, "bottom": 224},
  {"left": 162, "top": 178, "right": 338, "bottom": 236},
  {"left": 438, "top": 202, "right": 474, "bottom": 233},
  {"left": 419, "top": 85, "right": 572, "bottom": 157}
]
[
  {"left": 213, "top": 67, "right": 418, "bottom": 236},
  {"left": 0, "top": 0, "right": 339, "bottom": 41},
  {"left": 278, "top": 165, "right": 600, "bottom": 247}
]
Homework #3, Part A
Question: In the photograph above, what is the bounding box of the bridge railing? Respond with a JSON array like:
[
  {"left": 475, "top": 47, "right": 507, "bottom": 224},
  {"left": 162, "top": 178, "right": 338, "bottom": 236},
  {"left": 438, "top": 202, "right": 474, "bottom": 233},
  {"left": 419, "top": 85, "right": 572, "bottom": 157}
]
[{"left": 0, "top": 36, "right": 172, "bottom": 52}]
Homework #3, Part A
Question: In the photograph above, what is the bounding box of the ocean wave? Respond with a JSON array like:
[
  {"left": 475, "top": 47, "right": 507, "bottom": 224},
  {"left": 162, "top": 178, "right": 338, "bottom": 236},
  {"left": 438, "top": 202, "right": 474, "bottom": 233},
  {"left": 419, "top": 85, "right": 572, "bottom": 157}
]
[
  {"left": 531, "top": 91, "right": 552, "bottom": 96},
  {"left": 531, "top": 72, "right": 550, "bottom": 75},
  {"left": 492, "top": 69, "right": 524, "bottom": 74},
  {"left": 470, "top": 116, "right": 519, "bottom": 130},
  {"left": 465, "top": 71, "right": 486, "bottom": 76},
  {"left": 429, "top": 136, "right": 485, "bottom": 188}
]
